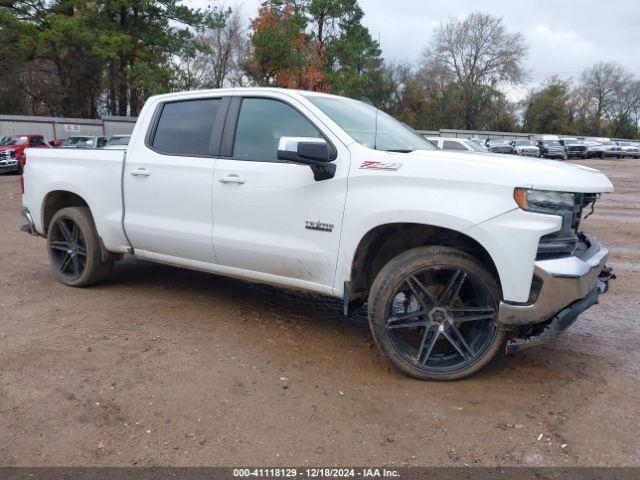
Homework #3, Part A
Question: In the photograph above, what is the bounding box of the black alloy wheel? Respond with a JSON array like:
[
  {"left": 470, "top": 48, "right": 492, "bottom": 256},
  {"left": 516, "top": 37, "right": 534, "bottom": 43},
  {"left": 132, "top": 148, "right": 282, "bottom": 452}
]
[
  {"left": 49, "top": 215, "right": 87, "bottom": 281},
  {"left": 384, "top": 266, "right": 498, "bottom": 374},
  {"left": 368, "top": 246, "right": 505, "bottom": 380}
]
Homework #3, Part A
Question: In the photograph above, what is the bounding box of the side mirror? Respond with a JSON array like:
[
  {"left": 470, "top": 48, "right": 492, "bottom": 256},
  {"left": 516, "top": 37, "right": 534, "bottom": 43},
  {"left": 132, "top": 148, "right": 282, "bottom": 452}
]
[{"left": 277, "top": 137, "right": 336, "bottom": 181}]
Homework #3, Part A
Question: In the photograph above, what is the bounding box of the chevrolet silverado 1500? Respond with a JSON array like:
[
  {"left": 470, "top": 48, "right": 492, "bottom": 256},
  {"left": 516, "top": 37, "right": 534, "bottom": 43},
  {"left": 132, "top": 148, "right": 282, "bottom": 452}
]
[{"left": 21, "top": 88, "right": 615, "bottom": 380}]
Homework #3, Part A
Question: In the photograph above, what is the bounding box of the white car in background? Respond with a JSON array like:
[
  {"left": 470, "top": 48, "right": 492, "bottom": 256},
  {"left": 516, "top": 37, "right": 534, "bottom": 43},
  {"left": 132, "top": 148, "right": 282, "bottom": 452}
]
[
  {"left": 615, "top": 141, "right": 640, "bottom": 159},
  {"left": 510, "top": 140, "right": 540, "bottom": 157},
  {"left": 427, "top": 136, "right": 488, "bottom": 153}
]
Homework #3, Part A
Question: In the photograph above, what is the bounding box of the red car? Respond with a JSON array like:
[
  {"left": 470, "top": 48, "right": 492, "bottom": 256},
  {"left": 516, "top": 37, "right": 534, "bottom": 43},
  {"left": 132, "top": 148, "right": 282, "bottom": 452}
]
[{"left": 0, "top": 134, "right": 50, "bottom": 174}]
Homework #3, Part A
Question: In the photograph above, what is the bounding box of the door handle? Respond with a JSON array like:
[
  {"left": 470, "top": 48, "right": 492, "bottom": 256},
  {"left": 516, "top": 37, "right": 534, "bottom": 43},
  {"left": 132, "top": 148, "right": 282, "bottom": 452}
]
[
  {"left": 218, "top": 174, "right": 245, "bottom": 184},
  {"left": 130, "top": 168, "right": 151, "bottom": 177}
]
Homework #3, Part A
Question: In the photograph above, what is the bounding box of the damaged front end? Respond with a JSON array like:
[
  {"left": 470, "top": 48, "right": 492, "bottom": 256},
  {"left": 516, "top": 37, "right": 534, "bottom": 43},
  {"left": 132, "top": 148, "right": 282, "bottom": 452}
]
[
  {"left": 504, "top": 266, "right": 615, "bottom": 354},
  {"left": 497, "top": 190, "right": 615, "bottom": 353}
]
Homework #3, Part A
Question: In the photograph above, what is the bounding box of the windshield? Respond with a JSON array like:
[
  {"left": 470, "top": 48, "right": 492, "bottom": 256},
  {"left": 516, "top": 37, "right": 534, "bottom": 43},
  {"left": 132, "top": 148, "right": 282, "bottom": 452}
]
[
  {"left": 108, "top": 136, "right": 130, "bottom": 146},
  {"left": 463, "top": 140, "right": 487, "bottom": 152},
  {"left": 5, "top": 136, "right": 28, "bottom": 146},
  {"left": 543, "top": 141, "right": 561, "bottom": 146},
  {"left": 565, "top": 140, "right": 581, "bottom": 145},
  {"left": 64, "top": 137, "right": 94, "bottom": 147},
  {"left": 515, "top": 140, "right": 533, "bottom": 146},
  {"left": 305, "top": 95, "right": 435, "bottom": 152}
]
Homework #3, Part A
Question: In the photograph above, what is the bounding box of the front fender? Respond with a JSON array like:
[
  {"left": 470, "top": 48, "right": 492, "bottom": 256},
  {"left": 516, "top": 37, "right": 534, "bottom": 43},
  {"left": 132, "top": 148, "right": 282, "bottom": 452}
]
[{"left": 334, "top": 173, "right": 522, "bottom": 298}]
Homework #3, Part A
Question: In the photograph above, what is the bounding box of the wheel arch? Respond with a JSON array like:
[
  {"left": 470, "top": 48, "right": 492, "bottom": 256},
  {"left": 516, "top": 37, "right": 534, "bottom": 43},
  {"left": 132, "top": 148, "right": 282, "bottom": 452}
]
[
  {"left": 345, "top": 222, "right": 501, "bottom": 310},
  {"left": 41, "top": 190, "right": 91, "bottom": 235}
]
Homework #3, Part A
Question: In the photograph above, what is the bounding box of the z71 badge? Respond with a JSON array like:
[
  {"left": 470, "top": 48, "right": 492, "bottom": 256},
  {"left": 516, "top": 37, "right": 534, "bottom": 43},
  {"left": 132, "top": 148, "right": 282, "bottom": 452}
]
[
  {"left": 305, "top": 220, "right": 334, "bottom": 232},
  {"left": 359, "top": 161, "right": 403, "bottom": 171}
]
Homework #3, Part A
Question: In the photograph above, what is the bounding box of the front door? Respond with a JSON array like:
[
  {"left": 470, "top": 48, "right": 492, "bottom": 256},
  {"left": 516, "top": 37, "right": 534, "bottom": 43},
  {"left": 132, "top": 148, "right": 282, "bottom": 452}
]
[
  {"left": 124, "top": 97, "right": 224, "bottom": 263},
  {"left": 212, "top": 96, "right": 349, "bottom": 289}
]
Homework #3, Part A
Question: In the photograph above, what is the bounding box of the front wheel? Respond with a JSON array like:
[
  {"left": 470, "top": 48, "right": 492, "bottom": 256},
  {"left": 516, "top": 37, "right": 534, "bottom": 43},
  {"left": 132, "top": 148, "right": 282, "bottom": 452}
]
[
  {"left": 47, "top": 207, "right": 114, "bottom": 287},
  {"left": 367, "top": 246, "right": 505, "bottom": 381}
]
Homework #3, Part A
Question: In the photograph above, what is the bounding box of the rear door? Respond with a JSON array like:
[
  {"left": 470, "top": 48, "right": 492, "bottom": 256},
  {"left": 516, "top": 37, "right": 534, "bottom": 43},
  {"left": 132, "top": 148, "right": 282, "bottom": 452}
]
[
  {"left": 212, "top": 94, "right": 349, "bottom": 290},
  {"left": 124, "top": 96, "right": 227, "bottom": 263}
]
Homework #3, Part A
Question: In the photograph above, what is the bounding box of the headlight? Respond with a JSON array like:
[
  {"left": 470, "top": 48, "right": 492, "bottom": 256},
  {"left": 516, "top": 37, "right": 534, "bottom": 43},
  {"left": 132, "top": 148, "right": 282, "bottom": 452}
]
[
  {"left": 513, "top": 188, "right": 575, "bottom": 212},
  {"left": 6, "top": 149, "right": 16, "bottom": 158}
]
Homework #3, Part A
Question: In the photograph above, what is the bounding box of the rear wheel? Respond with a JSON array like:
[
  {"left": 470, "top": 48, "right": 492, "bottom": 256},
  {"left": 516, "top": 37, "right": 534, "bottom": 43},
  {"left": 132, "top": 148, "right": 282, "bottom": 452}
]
[
  {"left": 47, "top": 207, "right": 113, "bottom": 287},
  {"left": 368, "top": 246, "right": 505, "bottom": 381}
]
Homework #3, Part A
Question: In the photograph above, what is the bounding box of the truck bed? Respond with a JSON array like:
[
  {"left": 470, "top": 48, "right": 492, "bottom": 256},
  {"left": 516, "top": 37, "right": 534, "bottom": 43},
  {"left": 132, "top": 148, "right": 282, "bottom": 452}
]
[{"left": 22, "top": 148, "right": 130, "bottom": 252}]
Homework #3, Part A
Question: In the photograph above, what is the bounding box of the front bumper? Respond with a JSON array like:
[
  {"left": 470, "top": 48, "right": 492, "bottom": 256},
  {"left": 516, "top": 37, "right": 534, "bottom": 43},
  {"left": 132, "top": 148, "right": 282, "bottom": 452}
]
[
  {"left": 497, "top": 234, "right": 608, "bottom": 326},
  {"left": 517, "top": 149, "right": 540, "bottom": 157},
  {"left": 0, "top": 159, "right": 19, "bottom": 172},
  {"left": 542, "top": 150, "right": 565, "bottom": 158}
]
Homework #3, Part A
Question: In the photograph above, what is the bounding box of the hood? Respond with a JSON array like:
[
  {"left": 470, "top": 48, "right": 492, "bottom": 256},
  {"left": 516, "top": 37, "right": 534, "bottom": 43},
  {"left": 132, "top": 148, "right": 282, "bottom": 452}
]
[
  {"left": 397, "top": 150, "right": 614, "bottom": 193},
  {"left": 0, "top": 145, "right": 18, "bottom": 151}
]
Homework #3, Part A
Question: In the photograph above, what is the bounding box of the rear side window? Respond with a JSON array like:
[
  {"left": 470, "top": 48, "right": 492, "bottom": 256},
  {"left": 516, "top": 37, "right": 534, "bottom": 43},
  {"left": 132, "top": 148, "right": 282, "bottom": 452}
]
[
  {"left": 233, "top": 98, "right": 321, "bottom": 161},
  {"left": 443, "top": 140, "right": 467, "bottom": 151},
  {"left": 152, "top": 99, "right": 220, "bottom": 156}
]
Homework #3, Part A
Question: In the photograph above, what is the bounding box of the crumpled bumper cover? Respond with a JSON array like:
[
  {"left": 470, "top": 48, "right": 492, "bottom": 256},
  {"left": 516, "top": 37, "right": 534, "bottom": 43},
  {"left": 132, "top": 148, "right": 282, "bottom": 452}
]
[
  {"left": 497, "top": 234, "right": 614, "bottom": 352},
  {"left": 498, "top": 234, "right": 609, "bottom": 326}
]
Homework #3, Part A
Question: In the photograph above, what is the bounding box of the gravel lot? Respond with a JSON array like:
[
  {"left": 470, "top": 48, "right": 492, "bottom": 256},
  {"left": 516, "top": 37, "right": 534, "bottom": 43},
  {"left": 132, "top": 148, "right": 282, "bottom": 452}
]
[{"left": 1, "top": 158, "right": 639, "bottom": 467}]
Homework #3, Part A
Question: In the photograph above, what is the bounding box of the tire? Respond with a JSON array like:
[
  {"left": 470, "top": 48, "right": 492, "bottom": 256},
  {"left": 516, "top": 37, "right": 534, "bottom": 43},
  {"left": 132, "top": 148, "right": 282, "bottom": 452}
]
[
  {"left": 47, "top": 207, "right": 113, "bottom": 287},
  {"left": 600, "top": 152, "right": 605, "bottom": 159},
  {"left": 367, "top": 246, "right": 505, "bottom": 381},
  {"left": 562, "top": 153, "right": 568, "bottom": 160}
]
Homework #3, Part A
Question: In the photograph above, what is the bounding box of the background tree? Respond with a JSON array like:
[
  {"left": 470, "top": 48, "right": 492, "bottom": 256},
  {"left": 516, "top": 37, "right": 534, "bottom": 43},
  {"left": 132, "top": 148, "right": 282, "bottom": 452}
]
[
  {"left": 0, "top": 0, "right": 225, "bottom": 117},
  {"left": 580, "top": 62, "right": 632, "bottom": 135},
  {"left": 178, "top": 6, "right": 249, "bottom": 89},
  {"left": 523, "top": 77, "right": 574, "bottom": 134},
  {"left": 245, "top": 0, "right": 381, "bottom": 95},
  {"left": 422, "top": 11, "right": 527, "bottom": 129},
  {"left": 245, "top": 0, "right": 325, "bottom": 90}
]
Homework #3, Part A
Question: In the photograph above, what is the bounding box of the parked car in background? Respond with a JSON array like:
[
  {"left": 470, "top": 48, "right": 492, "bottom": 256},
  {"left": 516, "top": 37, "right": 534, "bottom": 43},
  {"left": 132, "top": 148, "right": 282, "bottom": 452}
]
[
  {"left": 427, "top": 137, "right": 488, "bottom": 152},
  {"left": 103, "top": 135, "right": 131, "bottom": 150},
  {"left": 536, "top": 140, "right": 567, "bottom": 160},
  {"left": 558, "top": 138, "right": 588, "bottom": 159},
  {"left": 485, "top": 138, "right": 513, "bottom": 154},
  {"left": 616, "top": 141, "right": 640, "bottom": 158},
  {"left": 61, "top": 136, "right": 107, "bottom": 149},
  {"left": 49, "top": 139, "right": 65, "bottom": 148},
  {"left": 0, "top": 134, "right": 50, "bottom": 174},
  {"left": 509, "top": 140, "right": 540, "bottom": 157}
]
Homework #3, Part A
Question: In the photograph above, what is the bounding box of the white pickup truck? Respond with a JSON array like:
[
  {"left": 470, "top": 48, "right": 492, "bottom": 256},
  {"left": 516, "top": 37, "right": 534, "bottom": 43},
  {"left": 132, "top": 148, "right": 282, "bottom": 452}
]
[{"left": 21, "top": 88, "right": 615, "bottom": 380}]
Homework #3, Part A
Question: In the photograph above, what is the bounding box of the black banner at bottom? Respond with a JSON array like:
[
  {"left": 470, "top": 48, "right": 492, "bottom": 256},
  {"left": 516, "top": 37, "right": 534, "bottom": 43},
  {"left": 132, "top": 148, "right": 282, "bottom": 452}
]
[{"left": 1, "top": 468, "right": 639, "bottom": 480}]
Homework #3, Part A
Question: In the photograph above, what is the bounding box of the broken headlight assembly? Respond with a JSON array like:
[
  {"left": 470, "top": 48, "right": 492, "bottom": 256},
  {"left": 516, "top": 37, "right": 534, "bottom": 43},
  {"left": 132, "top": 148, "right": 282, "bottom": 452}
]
[{"left": 514, "top": 188, "right": 597, "bottom": 260}]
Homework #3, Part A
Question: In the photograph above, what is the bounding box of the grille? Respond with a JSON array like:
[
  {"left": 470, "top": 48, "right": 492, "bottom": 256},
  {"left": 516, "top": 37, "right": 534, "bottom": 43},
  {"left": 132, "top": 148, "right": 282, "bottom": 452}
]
[{"left": 536, "top": 193, "right": 598, "bottom": 260}]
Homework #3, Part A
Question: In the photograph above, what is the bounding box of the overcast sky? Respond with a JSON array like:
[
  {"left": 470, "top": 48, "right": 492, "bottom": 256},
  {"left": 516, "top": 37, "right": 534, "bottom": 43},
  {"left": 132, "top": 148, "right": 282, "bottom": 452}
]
[{"left": 190, "top": 0, "right": 640, "bottom": 100}]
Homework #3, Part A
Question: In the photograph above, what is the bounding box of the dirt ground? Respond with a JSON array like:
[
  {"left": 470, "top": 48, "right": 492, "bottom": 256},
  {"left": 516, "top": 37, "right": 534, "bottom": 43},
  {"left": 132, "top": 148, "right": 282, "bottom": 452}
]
[{"left": 0, "top": 158, "right": 639, "bottom": 467}]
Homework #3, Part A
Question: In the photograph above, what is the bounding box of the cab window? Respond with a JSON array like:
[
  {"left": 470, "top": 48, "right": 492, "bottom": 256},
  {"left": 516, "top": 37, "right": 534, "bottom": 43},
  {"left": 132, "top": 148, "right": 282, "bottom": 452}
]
[
  {"left": 233, "top": 98, "right": 321, "bottom": 162},
  {"left": 151, "top": 98, "right": 221, "bottom": 156},
  {"left": 443, "top": 140, "right": 467, "bottom": 151}
]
